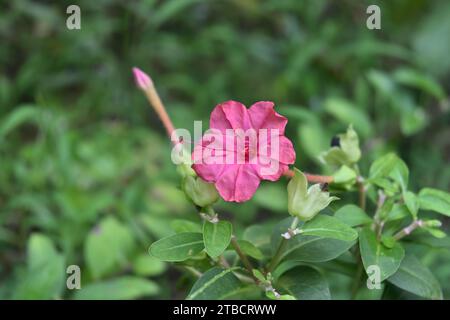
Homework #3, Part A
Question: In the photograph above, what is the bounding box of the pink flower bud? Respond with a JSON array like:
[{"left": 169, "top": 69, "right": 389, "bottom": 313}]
[{"left": 132, "top": 67, "right": 153, "bottom": 90}]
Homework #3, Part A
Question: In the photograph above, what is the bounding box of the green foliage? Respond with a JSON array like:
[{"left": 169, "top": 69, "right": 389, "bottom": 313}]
[
  {"left": 277, "top": 266, "right": 331, "bottom": 300},
  {"left": 187, "top": 267, "right": 243, "bottom": 300},
  {"left": 300, "top": 215, "right": 358, "bottom": 241},
  {"left": 334, "top": 205, "right": 372, "bottom": 227},
  {"left": 202, "top": 220, "right": 232, "bottom": 258},
  {"left": 359, "top": 228, "right": 404, "bottom": 282},
  {"left": 272, "top": 218, "right": 356, "bottom": 263},
  {"left": 149, "top": 232, "right": 204, "bottom": 262},
  {"left": 419, "top": 188, "right": 450, "bottom": 217},
  {"left": 13, "top": 234, "right": 65, "bottom": 299},
  {"left": 388, "top": 255, "right": 443, "bottom": 300}
]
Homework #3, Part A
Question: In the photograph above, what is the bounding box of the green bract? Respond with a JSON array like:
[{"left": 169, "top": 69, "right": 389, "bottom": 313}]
[
  {"left": 320, "top": 125, "right": 361, "bottom": 167},
  {"left": 183, "top": 175, "right": 219, "bottom": 207},
  {"left": 287, "top": 168, "right": 339, "bottom": 221}
]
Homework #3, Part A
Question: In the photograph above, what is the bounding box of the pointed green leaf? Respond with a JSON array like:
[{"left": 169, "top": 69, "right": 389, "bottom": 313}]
[
  {"left": 187, "top": 267, "right": 243, "bottom": 300},
  {"left": 203, "top": 221, "right": 232, "bottom": 258},
  {"left": 388, "top": 254, "right": 442, "bottom": 300},
  {"left": 419, "top": 188, "right": 450, "bottom": 217},
  {"left": 369, "top": 153, "right": 398, "bottom": 180},
  {"left": 334, "top": 204, "right": 372, "bottom": 227},
  {"left": 149, "top": 232, "right": 204, "bottom": 262},
  {"left": 300, "top": 214, "right": 358, "bottom": 241},
  {"left": 369, "top": 153, "right": 409, "bottom": 192},
  {"left": 272, "top": 218, "right": 355, "bottom": 263},
  {"left": 332, "top": 165, "right": 357, "bottom": 186},
  {"left": 404, "top": 191, "right": 419, "bottom": 218},
  {"left": 277, "top": 266, "right": 331, "bottom": 300},
  {"left": 236, "top": 240, "right": 264, "bottom": 260},
  {"left": 359, "top": 228, "right": 404, "bottom": 281}
]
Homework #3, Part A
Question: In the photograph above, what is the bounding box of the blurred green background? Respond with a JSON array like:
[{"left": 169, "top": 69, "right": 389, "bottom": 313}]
[{"left": 0, "top": 0, "right": 449, "bottom": 299}]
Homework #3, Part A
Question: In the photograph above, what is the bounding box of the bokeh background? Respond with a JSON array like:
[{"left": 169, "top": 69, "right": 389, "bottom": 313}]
[{"left": 0, "top": 0, "right": 449, "bottom": 299}]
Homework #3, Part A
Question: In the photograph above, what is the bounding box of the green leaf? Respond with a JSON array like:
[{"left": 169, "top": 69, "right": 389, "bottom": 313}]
[
  {"left": 369, "top": 153, "right": 409, "bottom": 192},
  {"left": 243, "top": 225, "right": 272, "bottom": 248},
  {"left": 424, "top": 228, "right": 446, "bottom": 239},
  {"left": 300, "top": 214, "right": 358, "bottom": 241},
  {"left": 236, "top": 240, "right": 264, "bottom": 260},
  {"left": 332, "top": 165, "right": 357, "bottom": 187},
  {"left": 277, "top": 266, "right": 331, "bottom": 300},
  {"left": 320, "top": 126, "right": 361, "bottom": 167},
  {"left": 149, "top": 232, "right": 204, "bottom": 262},
  {"left": 252, "top": 269, "right": 267, "bottom": 283},
  {"left": 187, "top": 267, "right": 243, "bottom": 300},
  {"left": 369, "top": 153, "right": 398, "bottom": 180},
  {"left": 272, "top": 218, "right": 355, "bottom": 263},
  {"left": 74, "top": 277, "right": 159, "bottom": 300},
  {"left": 359, "top": 228, "right": 404, "bottom": 281},
  {"left": 13, "top": 234, "right": 65, "bottom": 299},
  {"left": 339, "top": 125, "right": 362, "bottom": 163},
  {"left": 132, "top": 254, "right": 166, "bottom": 277},
  {"left": 320, "top": 147, "right": 349, "bottom": 168},
  {"left": 390, "top": 157, "right": 409, "bottom": 193},
  {"left": 171, "top": 219, "right": 201, "bottom": 233},
  {"left": 393, "top": 68, "right": 445, "bottom": 100},
  {"left": 386, "top": 203, "right": 409, "bottom": 222},
  {"left": 84, "top": 217, "right": 135, "bottom": 279},
  {"left": 388, "top": 254, "right": 443, "bottom": 300},
  {"left": 419, "top": 188, "right": 450, "bottom": 217},
  {"left": 334, "top": 204, "right": 372, "bottom": 227},
  {"left": 203, "top": 221, "right": 232, "bottom": 258},
  {"left": 404, "top": 191, "right": 419, "bottom": 218},
  {"left": 183, "top": 175, "right": 219, "bottom": 207}
]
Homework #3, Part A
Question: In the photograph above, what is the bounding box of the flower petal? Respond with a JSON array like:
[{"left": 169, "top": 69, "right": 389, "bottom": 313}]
[
  {"left": 248, "top": 101, "right": 287, "bottom": 135},
  {"left": 210, "top": 100, "right": 252, "bottom": 132},
  {"left": 253, "top": 163, "right": 289, "bottom": 182},
  {"left": 215, "top": 165, "right": 261, "bottom": 202},
  {"left": 277, "top": 135, "right": 296, "bottom": 164}
]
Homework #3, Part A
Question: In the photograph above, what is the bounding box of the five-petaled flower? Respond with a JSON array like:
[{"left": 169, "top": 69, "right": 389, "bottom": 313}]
[{"left": 192, "top": 100, "right": 296, "bottom": 202}]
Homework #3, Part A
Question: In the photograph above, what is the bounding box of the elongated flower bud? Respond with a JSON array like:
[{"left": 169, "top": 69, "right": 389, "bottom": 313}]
[{"left": 132, "top": 67, "right": 153, "bottom": 90}]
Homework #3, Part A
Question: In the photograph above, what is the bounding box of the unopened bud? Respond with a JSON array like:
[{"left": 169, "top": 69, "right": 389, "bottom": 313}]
[{"left": 132, "top": 67, "right": 153, "bottom": 90}]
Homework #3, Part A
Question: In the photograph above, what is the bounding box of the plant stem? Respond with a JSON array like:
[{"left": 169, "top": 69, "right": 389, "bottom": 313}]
[
  {"left": 267, "top": 217, "right": 299, "bottom": 273},
  {"left": 284, "top": 170, "right": 334, "bottom": 184},
  {"left": 393, "top": 219, "right": 424, "bottom": 241},
  {"left": 205, "top": 206, "right": 256, "bottom": 280},
  {"left": 218, "top": 255, "right": 230, "bottom": 268},
  {"left": 230, "top": 236, "right": 256, "bottom": 278}
]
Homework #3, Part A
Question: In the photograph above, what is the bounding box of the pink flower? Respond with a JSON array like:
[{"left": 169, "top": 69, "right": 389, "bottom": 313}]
[{"left": 192, "top": 101, "right": 296, "bottom": 202}]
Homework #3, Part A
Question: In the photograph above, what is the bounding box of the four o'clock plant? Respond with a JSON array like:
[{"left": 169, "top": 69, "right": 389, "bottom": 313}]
[{"left": 133, "top": 67, "right": 449, "bottom": 300}]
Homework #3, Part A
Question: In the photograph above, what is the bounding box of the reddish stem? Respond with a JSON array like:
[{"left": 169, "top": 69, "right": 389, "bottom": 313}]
[{"left": 283, "top": 169, "right": 334, "bottom": 184}]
